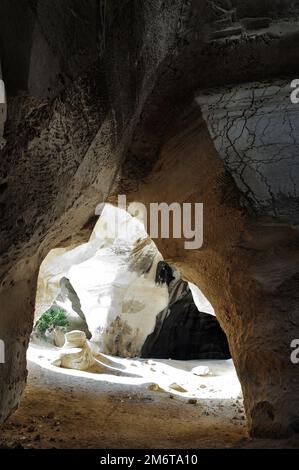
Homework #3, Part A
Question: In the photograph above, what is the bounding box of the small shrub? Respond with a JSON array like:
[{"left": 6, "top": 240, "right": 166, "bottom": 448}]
[{"left": 35, "top": 306, "right": 69, "bottom": 335}]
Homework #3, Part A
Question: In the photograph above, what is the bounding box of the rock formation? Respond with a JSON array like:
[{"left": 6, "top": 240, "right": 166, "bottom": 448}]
[
  {"left": 35, "top": 225, "right": 218, "bottom": 359},
  {"left": 141, "top": 281, "right": 230, "bottom": 360},
  {"left": 52, "top": 330, "right": 96, "bottom": 371},
  {"left": 69, "top": 207, "right": 169, "bottom": 356},
  {"left": 35, "top": 204, "right": 169, "bottom": 357},
  {"left": 0, "top": 0, "right": 299, "bottom": 437}
]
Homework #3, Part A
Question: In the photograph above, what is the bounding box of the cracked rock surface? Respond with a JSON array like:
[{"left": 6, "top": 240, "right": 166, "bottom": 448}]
[{"left": 197, "top": 80, "right": 299, "bottom": 220}]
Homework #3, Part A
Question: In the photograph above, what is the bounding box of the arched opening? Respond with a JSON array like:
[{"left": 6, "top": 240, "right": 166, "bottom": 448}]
[{"left": 0, "top": 204, "right": 245, "bottom": 449}]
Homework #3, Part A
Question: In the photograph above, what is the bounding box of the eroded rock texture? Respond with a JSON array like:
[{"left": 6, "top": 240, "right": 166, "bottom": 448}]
[
  {"left": 35, "top": 204, "right": 168, "bottom": 357},
  {"left": 0, "top": 0, "right": 299, "bottom": 437},
  {"left": 197, "top": 81, "right": 299, "bottom": 219}
]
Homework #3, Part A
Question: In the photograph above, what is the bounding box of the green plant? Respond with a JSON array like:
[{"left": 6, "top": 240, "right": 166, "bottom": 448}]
[{"left": 35, "top": 306, "right": 69, "bottom": 335}]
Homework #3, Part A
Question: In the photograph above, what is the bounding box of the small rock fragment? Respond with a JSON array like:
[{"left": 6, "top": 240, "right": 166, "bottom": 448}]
[
  {"left": 188, "top": 399, "right": 197, "bottom": 405},
  {"left": 192, "top": 366, "right": 210, "bottom": 376},
  {"left": 148, "top": 383, "right": 164, "bottom": 392},
  {"left": 169, "top": 383, "right": 187, "bottom": 393}
]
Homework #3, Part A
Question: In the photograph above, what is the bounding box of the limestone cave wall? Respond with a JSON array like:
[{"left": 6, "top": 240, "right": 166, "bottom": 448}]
[{"left": 0, "top": 0, "right": 299, "bottom": 437}]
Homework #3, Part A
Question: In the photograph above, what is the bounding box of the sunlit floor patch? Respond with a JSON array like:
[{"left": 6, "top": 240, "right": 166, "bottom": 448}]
[{"left": 28, "top": 342, "right": 242, "bottom": 401}]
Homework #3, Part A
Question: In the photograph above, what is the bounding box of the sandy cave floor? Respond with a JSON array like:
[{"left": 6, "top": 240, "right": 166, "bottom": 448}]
[{"left": 0, "top": 344, "right": 298, "bottom": 449}]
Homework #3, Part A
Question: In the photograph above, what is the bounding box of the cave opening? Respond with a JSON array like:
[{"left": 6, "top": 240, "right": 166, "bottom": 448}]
[{"left": 0, "top": 204, "right": 246, "bottom": 448}]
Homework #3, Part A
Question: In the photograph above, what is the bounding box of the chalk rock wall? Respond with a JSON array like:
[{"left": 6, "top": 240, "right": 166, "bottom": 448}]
[
  {"left": 1, "top": 0, "right": 299, "bottom": 438},
  {"left": 35, "top": 205, "right": 168, "bottom": 357},
  {"left": 189, "top": 283, "right": 215, "bottom": 316},
  {"left": 0, "top": 0, "right": 206, "bottom": 421},
  {"left": 197, "top": 81, "right": 299, "bottom": 222},
  {"left": 120, "top": 100, "right": 299, "bottom": 437}
]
